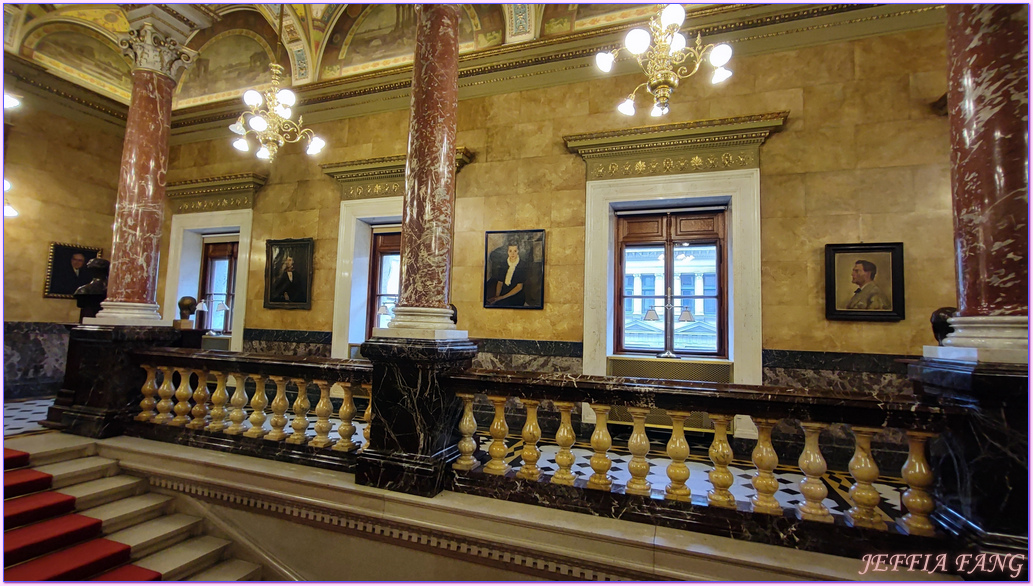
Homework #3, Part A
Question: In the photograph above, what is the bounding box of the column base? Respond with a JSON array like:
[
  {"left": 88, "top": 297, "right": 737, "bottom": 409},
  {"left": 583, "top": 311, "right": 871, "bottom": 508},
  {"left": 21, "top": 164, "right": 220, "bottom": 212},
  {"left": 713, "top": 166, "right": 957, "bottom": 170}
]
[
  {"left": 85, "top": 301, "right": 166, "bottom": 327},
  {"left": 941, "top": 315, "right": 1027, "bottom": 358},
  {"left": 383, "top": 306, "right": 465, "bottom": 340},
  {"left": 923, "top": 345, "right": 1028, "bottom": 364}
]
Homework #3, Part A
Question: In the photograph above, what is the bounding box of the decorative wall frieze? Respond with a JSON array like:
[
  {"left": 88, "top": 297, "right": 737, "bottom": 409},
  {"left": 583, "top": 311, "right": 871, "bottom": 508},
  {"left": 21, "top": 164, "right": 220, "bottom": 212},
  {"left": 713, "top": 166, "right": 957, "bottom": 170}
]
[
  {"left": 166, "top": 173, "right": 267, "bottom": 214},
  {"left": 143, "top": 472, "right": 656, "bottom": 581},
  {"left": 322, "top": 148, "right": 474, "bottom": 201},
  {"left": 564, "top": 112, "right": 788, "bottom": 180}
]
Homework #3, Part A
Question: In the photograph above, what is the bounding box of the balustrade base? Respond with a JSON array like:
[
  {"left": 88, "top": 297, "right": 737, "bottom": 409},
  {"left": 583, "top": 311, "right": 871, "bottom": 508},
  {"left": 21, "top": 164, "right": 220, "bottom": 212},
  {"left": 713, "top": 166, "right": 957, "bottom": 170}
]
[
  {"left": 450, "top": 467, "right": 954, "bottom": 562},
  {"left": 58, "top": 325, "right": 185, "bottom": 439},
  {"left": 124, "top": 420, "right": 359, "bottom": 473},
  {"left": 356, "top": 446, "right": 459, "bottom": 497}
]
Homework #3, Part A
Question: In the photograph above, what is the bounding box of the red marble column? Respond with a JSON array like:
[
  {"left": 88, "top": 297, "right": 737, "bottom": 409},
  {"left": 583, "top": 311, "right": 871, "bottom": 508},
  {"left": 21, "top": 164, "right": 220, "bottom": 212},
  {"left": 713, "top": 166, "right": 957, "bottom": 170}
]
[
  {"left": 383, "top": 4, "right": 463, "bottom": 336},
  {"left": 107, "top": 70, "right": 176, "bottom": 306},
  {"left": 90, "top": 23, "right": 195, "bottom": 325},
  {"left": 942, "top": 5, "right": 1028, "bottom": 352}
]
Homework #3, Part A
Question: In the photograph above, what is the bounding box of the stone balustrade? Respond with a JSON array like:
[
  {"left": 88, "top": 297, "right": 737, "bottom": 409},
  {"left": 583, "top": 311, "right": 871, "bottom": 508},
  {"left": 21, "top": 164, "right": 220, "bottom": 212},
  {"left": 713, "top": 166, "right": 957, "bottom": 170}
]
[
  {"left": 131, "top": 349, "right": 372, "bottom": 469},
  {"left": 446, "top": 369, "right": 954, "bottom": 555},
  {"left": 128, "top": 349, "right": 960, "bottom": 558}
]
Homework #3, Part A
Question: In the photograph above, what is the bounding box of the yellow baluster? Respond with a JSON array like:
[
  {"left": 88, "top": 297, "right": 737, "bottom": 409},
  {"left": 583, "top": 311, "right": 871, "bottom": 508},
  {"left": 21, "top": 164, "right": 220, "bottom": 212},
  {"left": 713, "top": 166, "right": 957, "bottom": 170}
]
[
  {"left": 224, "top": 372, "right": 249, "bottom": 435},
  {"left": 900, "top": 431, "right": 937, "bottom": 536},
  {"left": 452, "top": 393, "right": 478, "bottom": 471},
  {"left": 169, "top": 367, "right": 194, "bottom": 427},
  {"left": 625, "top": 407, "right": 651, "bottom": 496},
  {"left": 797, "top": 422, "right": 833, "bottom": 522},
  {"left": 750, "top": 417, "right": 781, "bottom": 515},
  {"left": 309, "top": 380, "right": 334, "bottom": 449},
  {"left": 516, "top": 399, "right": 542, "bottom": 481},
  {"left": 332, "top": 382, "right": 359, "bottom": 452},
  {"left": 846, "top": 426, "right": 885, "bottom": 530},
  {"left": 136, "top": 365, "right": 158, "bottom": 422},
  {"left": 243, "top": 374, "right": 269, "bottom": 438},
  {"left": 551, "top": 402, "right": 577, "bottom": 486},
  {"left": 665, "top": 410, "right": 691, "bottom": 501},
  {"left": 484, "top": 395, "right": 510, "bottom": 475},
  {"left": 360, "top": 384, "right": 372, "bottom": 450},
  {"left": 286, "top": 378, "right": 311, "bottom": 445},
  {"left": 587, "top": 404, "right": 612, "bottom": 491},
  {"left": 707, "top": 414, "right": 736, "bottom": 508},
  {"left": 265, "top": 375, "right": 290, "bottom": 441},
  {"left": 205, "top": 371, "right": 229, "bottom": 432},
  {"left": 186, "top": 369, "right": 209, "bottom": 430},
  {"left": 154, "top": 366, "right": 175, "bottom": 424}
]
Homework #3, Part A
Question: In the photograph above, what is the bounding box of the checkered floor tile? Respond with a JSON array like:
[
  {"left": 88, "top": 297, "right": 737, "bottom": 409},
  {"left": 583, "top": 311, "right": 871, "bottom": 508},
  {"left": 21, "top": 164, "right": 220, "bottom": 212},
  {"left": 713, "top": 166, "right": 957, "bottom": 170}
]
[{"left": 4, "top": 398, "right": 52, "bottom": 437}]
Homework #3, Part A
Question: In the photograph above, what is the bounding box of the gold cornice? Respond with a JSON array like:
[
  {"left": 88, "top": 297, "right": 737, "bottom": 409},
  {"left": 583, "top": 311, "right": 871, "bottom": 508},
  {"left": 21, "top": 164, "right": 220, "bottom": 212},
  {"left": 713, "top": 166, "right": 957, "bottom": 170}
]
[
  {"left": 321, "top": 148, "right": 474, "bottom": 183},
  {"left": 322, "top": 148, "right": 474, "bottom": 200},
  {"left": 565, "top": 112, "right": 788, "bottom": 181},
  {"left": 166, "top": 172, "right": 267, "bottom": 213},
  {"left": 3, "top": 54, "right": 128, "bottom": 122},
  {"left": 564, "top": 112, "right": 789, "bottom": 159}
]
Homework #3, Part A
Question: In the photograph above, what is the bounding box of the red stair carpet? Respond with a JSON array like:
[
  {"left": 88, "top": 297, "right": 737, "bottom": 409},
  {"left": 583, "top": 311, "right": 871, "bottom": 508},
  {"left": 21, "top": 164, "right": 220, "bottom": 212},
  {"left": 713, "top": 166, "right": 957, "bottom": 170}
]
[
  {"left": 5, "top": 513, "right": 104, "bottom": 565},
  {"left": 5, "top": 448, "right": 31, "bottom": 469},
  {"left": 5, "top": 538, "right": 132, "bottom": 581},
  {"left": 5, "top": 491, "right": 77, "bottom": 529},
  {"left": 91, "top": 564, "right": 163, "bottom": 581},
  {"left": 4, "top": 468, "right": 53, "bottom": 498}
]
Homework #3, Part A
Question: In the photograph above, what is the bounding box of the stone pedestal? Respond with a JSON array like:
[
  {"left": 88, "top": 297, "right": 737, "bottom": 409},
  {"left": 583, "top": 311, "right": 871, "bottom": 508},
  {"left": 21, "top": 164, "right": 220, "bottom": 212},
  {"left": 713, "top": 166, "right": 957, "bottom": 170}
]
[
  {"left": 356, "top": 338, "right": 477, "bottom": 496},
  {"left": 909, "top": 358, "right": 1028, "bottom": 555},
  {"left": 59, "top": 325, "right": 183, "bottom": 438}
]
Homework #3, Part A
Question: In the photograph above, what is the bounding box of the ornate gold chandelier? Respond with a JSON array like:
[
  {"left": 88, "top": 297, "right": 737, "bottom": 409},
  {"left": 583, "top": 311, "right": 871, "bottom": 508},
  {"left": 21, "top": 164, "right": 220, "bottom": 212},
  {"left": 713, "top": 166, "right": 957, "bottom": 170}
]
[
  {"left": 229, "top": 5, "right": 324, "bottom": 161},
  {"left": 594, "top": 4, "right": 733, "bottom": 117}
]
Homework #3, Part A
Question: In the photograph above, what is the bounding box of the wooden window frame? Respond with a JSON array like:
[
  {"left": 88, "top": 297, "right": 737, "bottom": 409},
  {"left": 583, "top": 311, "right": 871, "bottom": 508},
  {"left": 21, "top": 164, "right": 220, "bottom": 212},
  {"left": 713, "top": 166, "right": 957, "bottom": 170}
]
[
  {"left": 198, "top": 241, "right": 238, "bottom": 333},
  {"left": 614, "top": 210, "right": 728, "bottom": 358},
  {"left": 365, "top": 232, "right": 401, "bottom": 340}
]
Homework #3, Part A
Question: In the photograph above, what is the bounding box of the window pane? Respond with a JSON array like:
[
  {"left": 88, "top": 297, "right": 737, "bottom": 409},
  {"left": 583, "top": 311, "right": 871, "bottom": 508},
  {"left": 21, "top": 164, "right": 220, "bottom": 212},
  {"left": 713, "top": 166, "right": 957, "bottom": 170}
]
[
  {"left": 375, "top": 295, "right": 397, "bottom": 329},
  {"left": 380, "top": 254, "right": 400, "bottom": 294},
  {"left": 624, "top": 247, "right": 664, "bottom": 297},
  {"left": 679, "top": 273, "right": 695, "bottom": 296},
  {"left": 210, "top": 258, "right": 230, "bottom": 294},
  {"left": 623, "top": 275, "right": 634, "bottom": 296},
  {"left": 703, "top": 273, "right": 717, "bottom": 296},
  {"left": 623, "top": 297, "right": 665, "bottom": 350}
]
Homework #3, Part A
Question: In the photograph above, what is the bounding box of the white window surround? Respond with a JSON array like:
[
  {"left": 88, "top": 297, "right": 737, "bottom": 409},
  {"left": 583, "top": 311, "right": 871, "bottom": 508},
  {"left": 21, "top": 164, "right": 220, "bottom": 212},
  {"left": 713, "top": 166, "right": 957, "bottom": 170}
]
[
  {"left": 583, "top": 170, "right": 762, "bottom": 437},
  {"left": 331, "top": 196, "right": 403, "bottom": 359},
  {"left": 162, "top": 209, "right": 253, "bottom": 352}
]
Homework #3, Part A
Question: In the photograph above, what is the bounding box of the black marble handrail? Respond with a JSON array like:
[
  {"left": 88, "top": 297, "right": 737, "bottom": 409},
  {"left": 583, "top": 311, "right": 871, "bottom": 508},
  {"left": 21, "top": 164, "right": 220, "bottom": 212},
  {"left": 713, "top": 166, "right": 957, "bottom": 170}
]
[
  {"left": 133, "top": 348, "right": 372, "bottom": 384},
  {"left": 446, "top": 369, "right": 950, "bottom": 430}
]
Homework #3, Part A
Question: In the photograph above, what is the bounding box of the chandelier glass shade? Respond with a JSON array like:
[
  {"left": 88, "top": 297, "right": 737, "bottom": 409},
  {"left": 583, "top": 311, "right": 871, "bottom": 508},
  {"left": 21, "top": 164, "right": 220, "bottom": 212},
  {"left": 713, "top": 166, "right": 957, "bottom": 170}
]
[
  {"left": 230, "top": 63, "right": 323, "bottom": 161},
  {"left": 230, "top": 5, "right": 324, "bottom": 162},
  {"left": 595, "top": 4, "right": 733, "bottom": 117}
]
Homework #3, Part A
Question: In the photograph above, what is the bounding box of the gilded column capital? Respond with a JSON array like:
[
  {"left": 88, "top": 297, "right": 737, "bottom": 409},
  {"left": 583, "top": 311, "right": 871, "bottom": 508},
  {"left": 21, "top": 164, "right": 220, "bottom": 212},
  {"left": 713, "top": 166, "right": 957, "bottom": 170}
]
[{"left": 119, "top": 23, "right": 197, "bottom": 82}]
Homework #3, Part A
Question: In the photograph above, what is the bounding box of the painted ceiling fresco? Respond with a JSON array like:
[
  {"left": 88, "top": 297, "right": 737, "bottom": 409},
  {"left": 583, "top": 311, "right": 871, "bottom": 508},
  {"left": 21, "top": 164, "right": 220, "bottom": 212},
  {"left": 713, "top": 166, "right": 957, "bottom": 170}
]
[{"left": 3, "top": 3, "right": 661, "bottom": 108}]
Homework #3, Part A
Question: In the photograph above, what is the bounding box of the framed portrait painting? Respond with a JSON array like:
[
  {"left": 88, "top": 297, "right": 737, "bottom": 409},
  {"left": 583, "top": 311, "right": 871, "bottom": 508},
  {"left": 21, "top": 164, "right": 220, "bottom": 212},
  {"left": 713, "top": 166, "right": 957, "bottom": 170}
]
[
  {"left": 264, "top": 238, "right": 314, "bottom": 310},
  {"left": 44, "top": 242, "right": 102, "bottom": 298},
  {"left": 825, "top": 242, "right": 904, "bottom": 322},
  {"left": 483, "top": 230, "right": 545, "bottom": 310}
]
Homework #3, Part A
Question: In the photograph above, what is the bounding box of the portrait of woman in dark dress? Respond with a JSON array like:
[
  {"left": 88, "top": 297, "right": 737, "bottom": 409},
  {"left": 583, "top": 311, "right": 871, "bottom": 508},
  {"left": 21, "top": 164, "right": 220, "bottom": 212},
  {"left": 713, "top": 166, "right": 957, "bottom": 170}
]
[{"left": 487, "top": 244, "right": 527, "bottom": 306}]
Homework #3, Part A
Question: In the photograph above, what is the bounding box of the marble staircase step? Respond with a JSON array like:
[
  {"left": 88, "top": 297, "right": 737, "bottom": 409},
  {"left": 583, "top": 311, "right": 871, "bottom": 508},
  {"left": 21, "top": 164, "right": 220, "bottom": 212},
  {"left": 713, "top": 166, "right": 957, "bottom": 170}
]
[
  {"left": 187, "top": 558, "right": 262, "bottom": 581},
  {"left": 134, "top": 535, "right": 231, "bottom": 581},
  {"left": 34, "top": 456, "right": 119, "bottom": 489},
  {"left": 3, "top": 433, "right": 96, "bottom": 466},
  {"left": 80, "top": 493, "right": 173, "bottom": 533},
  {"left": 60, "top": 475, "right": 148, "bottom": 511},
  {"left": 107, "top": 513, "right": 202, "bottom": 560}
]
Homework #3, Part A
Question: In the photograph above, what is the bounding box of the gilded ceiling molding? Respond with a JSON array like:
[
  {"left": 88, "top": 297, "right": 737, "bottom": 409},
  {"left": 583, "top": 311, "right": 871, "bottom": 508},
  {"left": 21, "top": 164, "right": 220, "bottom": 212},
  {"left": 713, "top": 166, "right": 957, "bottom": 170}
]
[
  {"left": 321, "top": 148, "right": 474, "bottom": 201},
  {"left": 166, "top": 173, "right": 267, "bottom": 214},
  {"left": 564, "top": 112, "right": 788, "bottom": 181},
  {"left": 503, "top": 4, "right": 537, "bottom": 44},
  {"left": 3, "top": 54, "right": 128, "bottom": 126}
]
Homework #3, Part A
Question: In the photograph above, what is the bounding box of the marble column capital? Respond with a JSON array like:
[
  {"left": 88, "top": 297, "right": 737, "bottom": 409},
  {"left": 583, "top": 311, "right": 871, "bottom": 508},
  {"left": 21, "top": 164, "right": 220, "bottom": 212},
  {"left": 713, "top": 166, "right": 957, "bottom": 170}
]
[{"left": 119, "top": 23, "right": 198, "bottom": 82}]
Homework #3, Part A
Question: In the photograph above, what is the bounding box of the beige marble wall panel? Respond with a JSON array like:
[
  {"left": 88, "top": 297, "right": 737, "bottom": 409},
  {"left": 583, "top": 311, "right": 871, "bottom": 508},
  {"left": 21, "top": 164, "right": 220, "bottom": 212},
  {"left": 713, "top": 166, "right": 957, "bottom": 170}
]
[
  {"left": 4, "top": 105, "right": 123, "bottom": 323},
  {"left": 156, "top": 27, "right": 954, "bottom": 354}
]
